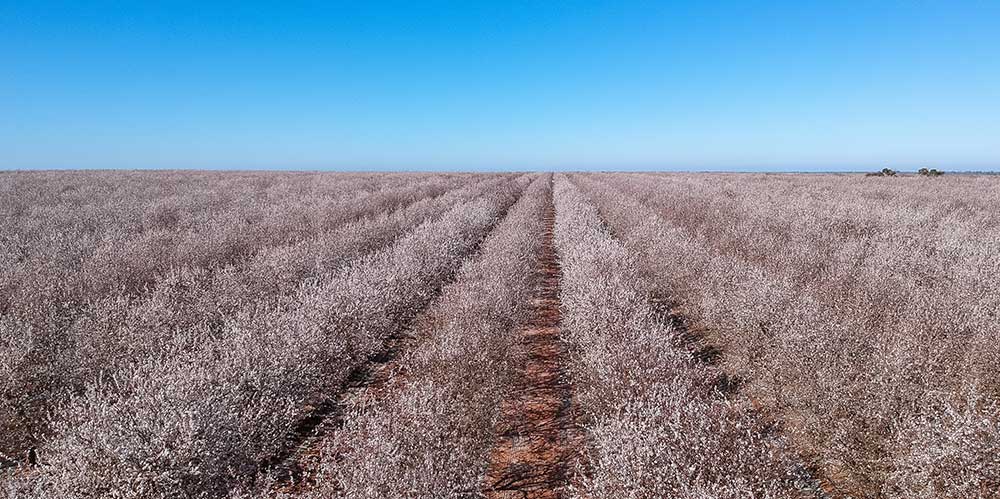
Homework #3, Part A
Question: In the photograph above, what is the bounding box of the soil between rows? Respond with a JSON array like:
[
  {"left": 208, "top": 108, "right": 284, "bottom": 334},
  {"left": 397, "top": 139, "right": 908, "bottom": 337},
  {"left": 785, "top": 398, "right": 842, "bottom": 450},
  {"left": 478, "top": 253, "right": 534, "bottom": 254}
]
[
  {"left": 266, "top": 186, "right": 585, "bottom": 497},
  {"left": 483, "top": 192, "right": 583, "bottom": 499}
]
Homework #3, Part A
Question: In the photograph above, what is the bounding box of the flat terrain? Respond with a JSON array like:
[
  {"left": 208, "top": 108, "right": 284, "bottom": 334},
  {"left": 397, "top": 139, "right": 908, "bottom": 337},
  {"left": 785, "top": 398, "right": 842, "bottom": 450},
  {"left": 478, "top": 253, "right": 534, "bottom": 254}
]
[
  {"left": 484, "top": 192, "right": 582, "bottom": 498},
  {"left": 1, "top": 171, "right": 998, "bottom": 498}
]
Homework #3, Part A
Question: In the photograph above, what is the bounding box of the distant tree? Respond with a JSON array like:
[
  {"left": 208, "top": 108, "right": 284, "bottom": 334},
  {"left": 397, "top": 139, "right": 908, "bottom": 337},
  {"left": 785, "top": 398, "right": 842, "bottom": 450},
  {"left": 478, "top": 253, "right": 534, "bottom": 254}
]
[
  {"left": 918, "top": 167, "right": 930, "bottom": 176},
  {"left": 881, "top": 168, "right": 897, "bottom": 177}
]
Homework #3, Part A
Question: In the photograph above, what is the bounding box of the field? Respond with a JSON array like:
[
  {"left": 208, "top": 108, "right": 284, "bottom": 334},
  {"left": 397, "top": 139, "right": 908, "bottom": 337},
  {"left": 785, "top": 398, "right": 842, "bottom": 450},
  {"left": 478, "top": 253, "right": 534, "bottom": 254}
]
[{"left": 1, "top": 171, "right": 998, "bottom": 498}]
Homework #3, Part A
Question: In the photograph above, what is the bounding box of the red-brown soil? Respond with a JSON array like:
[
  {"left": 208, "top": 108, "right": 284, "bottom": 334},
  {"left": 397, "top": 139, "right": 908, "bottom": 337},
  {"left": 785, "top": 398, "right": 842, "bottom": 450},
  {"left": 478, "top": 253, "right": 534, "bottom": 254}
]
[{"left": 483, "top": 194, "right": 583, "bottom": 499}]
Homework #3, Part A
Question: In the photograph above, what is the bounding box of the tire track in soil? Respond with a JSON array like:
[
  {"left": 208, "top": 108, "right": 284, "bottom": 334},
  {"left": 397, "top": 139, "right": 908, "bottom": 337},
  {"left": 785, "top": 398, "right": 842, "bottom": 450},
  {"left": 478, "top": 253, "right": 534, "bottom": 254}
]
[
  {"left": 263, "top": 186, "right": 526, "bottom": 494},
  {"left": 483, "top": 191, "right": 582, "bottom": 499}
]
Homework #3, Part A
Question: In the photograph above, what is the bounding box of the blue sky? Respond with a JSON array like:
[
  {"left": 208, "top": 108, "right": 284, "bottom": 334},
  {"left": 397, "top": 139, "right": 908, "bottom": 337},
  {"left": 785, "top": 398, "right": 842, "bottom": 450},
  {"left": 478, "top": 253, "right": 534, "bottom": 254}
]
[{"left": 2, "top": 1, "right": 998, "bottom": 171}]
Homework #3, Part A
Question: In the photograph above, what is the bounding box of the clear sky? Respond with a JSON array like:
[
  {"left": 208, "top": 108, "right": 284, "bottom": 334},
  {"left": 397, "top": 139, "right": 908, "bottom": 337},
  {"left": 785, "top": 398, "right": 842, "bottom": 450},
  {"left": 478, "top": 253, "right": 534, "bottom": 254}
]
[{"left": 3, "top": 1, "right": 999, "bottom": 171}]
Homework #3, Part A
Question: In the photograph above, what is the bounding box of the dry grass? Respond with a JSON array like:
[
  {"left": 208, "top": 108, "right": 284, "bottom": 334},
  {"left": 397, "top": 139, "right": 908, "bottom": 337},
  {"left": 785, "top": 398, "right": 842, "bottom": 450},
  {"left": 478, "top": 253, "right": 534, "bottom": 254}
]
[
  {"left": 571, "top": 172, "right": 1000, "bottom": 498},
  {"left": 1, "top": 171, "right": 526, "bottom": 497},
  {"left": 3, "top": 170, "right": 997, "bottom": 498},
  {"left": 294, "top": 175, "right": 551, "bottom": 498},
  {"left": 553, "top": 176, "right": 806, "bottom": 498}
]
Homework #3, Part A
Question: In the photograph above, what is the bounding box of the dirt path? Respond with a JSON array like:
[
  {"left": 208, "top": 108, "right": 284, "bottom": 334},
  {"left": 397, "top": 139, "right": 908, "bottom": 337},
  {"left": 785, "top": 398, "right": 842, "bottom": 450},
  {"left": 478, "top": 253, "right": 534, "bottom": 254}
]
[{"left": 483, "top": 192, "right": 582, "bottom": 499}]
